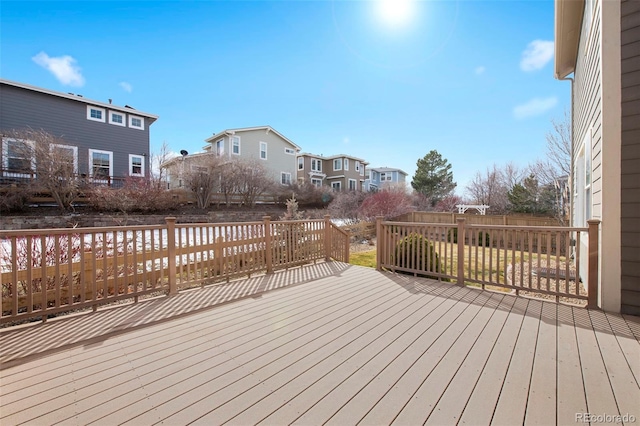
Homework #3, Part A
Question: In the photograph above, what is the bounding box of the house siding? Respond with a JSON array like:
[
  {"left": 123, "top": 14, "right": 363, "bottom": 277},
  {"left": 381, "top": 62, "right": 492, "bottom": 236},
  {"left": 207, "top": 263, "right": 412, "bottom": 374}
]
[
  {"left": 621, "top": 0, "right": 640, "bottom": 315},
  {"left": 0, "top": 83, "right": 151, "bottom": 177}
]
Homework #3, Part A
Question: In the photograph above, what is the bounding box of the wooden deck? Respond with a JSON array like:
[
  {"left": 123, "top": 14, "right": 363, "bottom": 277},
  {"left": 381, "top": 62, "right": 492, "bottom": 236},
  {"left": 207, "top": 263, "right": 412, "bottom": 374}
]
[{"left": 1, "top": 262, "right": 639, "bottom": 425}]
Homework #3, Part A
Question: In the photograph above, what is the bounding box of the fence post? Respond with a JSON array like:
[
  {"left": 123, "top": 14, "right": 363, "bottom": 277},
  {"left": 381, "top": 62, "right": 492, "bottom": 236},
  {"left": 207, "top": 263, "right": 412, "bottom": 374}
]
[
  {"left": 263, "top": 216, "right": 273, "bottom": 274},
  {"left": 165, "top": 217, "right": 177, "bottom": 295},
  {"left": 344, "top": 228, "right": 350, "bottom": 264},
  {"left": 587, "top": 219, "right": 600, "bottom": 309},
  {"left": 324, "top": 215, "right": 332, "bottom": 262},
  {"left": 457, "top": 218, "right": 465, "bottom": 286},
  {"left": 376, "top": 216, "right": 383, "bottom": 271}
]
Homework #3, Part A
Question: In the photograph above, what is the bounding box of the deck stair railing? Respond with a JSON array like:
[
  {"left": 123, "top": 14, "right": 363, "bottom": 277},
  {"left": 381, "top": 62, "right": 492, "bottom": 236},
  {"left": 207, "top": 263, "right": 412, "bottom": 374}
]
[
  {"left": 376, "top": 217, "right": 600, "bottom": 307},
  {"left": 0, "top": 215, "right": 348, "bottom": 324}
]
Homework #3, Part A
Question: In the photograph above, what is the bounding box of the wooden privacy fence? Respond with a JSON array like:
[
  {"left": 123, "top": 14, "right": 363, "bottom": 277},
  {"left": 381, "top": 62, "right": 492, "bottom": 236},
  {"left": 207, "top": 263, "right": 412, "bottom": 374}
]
[
  {"left": 0, "top": 215, "right": 349, "bottom": 324},
  {"left": 397, "top": 211, "right": 563, "bottom": 227},
  {"left": 376, "top": 218, "right": 600, "bottom": 307}
]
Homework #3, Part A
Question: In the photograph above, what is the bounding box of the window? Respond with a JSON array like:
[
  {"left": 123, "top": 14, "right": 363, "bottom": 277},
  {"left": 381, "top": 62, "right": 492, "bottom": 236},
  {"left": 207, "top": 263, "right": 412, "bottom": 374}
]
[
  {"left": 215, "top": 139, "right": 224, "bottom": 156},
  {"left": 311, "top": 178, "right": 322, "bottom": 187},
  {"left": 344, "top": 159, "right": 349, "bottom": 170},
  {"left": 129, "top": 154, "right": 145, "bottom": 177},
  {"left": 231, "top": 136, "right": 240, "bottom": 155},
  {"left": 89, "top": 149, "right": 113, "bottom": 179},
  {"left": 348, "top": 179, "right": 357, "bottom": 191},
  {"left": 333, "top": 159, "right": 342, "bottom": 171},
  {"left": 109, "top": 111, "right": 125, "bottom": 127},
  {"left": 281, "top": 172, "right": 292, "bottom": 185},
  {"left": 87, "top": 106, "right": 106, "bottom": 122},
  {"left": 260, "top": 142, "right": 267, "bottom": 160},
  {"left": 191, "top": 165, "right": 208, "bottom": 173},
  {"left": 129, "top": 115, "right": 144, "bottom": 130},
  {"left": 2, "top": 138, "right": 34, "bottom": 175},
  {"left": 575, "top": 130, "right": 592, "bottom": 227},
  {"left": 331, "top": 181, "right": 341, "bottom": 191},
  {"left": 355, "top": 161, "right": 360, "bottom": 172},
  {"left": 360, "top": 164, "right": 365, "bottom": 176},
  {"left": 51, "top": 144, "right": 78, "bottom": 174},
  {"left": 311, "top": 158, "right": 322, "bottom": 172},
  {"left": 298, "top": 157, "right": 304, "bottom": 170},
  {"left": 284, "top": 147, "right": 295, "bottom": 155},
  {"left": 380, "top": 172, "right": 392, "bottom": 181}
]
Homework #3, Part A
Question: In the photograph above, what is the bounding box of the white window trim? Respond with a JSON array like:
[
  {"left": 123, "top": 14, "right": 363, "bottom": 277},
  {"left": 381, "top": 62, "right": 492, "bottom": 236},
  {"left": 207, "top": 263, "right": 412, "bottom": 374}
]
[
  {"left": 51, "top": 144, "right": 79, "bottom": 173},
  {"left": 108, "top": 111, "right": 126, "bottom": 127},
  {"left": 360, "top": 165, "right": 365, "bottom": 176},
  {"left": 128, "top": 114, "right": 145, "bottom": 130},
  {"left": 333, "top": 159, "right": 342, "bottom": 171},
  {"left": 311, "top": 158, "right": 322, "bottom": 172},
  {"left": 88, "top": 149, "right": 114, "bottom": 179},
  {"left": 231, "top": 136, "right": 241, "bottom": 155},
  {"left": 344, "top": 158, "right": 349, "bottom": 171},
  {"left": 311, "top": 178, "right": 322, "bottom": 187},
  {"left": 2, "top": 138, "right": 35, "bottom": 177},
  {"left": 129, "top": 154, "right": 145, "bottom": 177},
  {"left": 284, "top": 147, "right": 295, "bottom": 155},
  {"left": 87, "top": 105, "right": 106, "bottom": 123},
  {"left": 355, "top": 161, "right": 360, "bottom": 172},
  {"left": 348, "top": 179, "right": 357, "bottom": 190},
  {"left": 298, "top": 157, "right": 304, "bottom": 170},
  {"left": 281, "top": 172, "right": 292, "bottom": 185},
  {"left": 259, "top": 141, "right": 268, "bottom": 160},
  {"left": 331, "top": 181, "right": 341, "bottom": 191}
]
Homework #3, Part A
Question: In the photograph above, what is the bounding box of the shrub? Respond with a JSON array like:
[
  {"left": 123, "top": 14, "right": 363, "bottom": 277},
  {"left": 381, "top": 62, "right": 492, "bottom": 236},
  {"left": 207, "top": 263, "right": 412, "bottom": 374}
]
[
  {"left": 447, "top": 228, "right": 457, "bottom": 243},
  {"left": 476, "top": 231, "right": 491, "bottom": 247},
  {"left": 0, "top": 187, "right": 31, "bottom": 213},
  {"left": 393, "top": 233, "right": 443, "bottom": 280},
  {"left": 86, "top": 178, "right": 179, "bottom": 213}
]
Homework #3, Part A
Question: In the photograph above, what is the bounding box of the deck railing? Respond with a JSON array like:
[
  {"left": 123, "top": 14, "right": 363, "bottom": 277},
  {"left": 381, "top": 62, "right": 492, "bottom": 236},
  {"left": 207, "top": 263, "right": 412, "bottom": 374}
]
[
  {"left": 0, "top": 215, "right": 348, "bottom": 324},
  {"left": 376, "top": 218, "right": 600, "bottom": 306}
]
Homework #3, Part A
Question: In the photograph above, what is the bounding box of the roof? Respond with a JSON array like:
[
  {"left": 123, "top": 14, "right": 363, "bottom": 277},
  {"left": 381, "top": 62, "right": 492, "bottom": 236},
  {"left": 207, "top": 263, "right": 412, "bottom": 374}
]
[
  {"left": 369, "top": 167, "right": 408, "bottom": 176},
  {"left": 554, "top": 0, "right": 585, "bottom": 79},
  {"left": 0, "top": 78, "right": 159, "bottom": 123},
  {"left": 160, "top": 151, "right": 214, "bottom": 168},
  {"left": 204, "top": 126, "right": 301, "bottom": 151},
  {"left": 323, "top": 154, "right": 369, "bottom": 164}
]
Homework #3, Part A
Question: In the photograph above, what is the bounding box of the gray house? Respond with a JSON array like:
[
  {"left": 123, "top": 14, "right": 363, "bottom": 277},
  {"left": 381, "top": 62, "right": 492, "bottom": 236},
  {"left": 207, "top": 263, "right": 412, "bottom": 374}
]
[
  {"left": 203, "top": 126, "right": 301, "bottom": 186},
  {"left": 555, "top": 0, "right": 639, "bottom": 314},
  {"left": 0, "top": 79, "right": 158, "bottom": 185},
  {"left": 296, "top": 153, "right": 368, "bottom": 191}
]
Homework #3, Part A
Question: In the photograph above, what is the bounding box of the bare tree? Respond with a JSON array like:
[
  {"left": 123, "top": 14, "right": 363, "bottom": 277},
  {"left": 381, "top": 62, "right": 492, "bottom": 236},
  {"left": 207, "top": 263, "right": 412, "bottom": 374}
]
[
  {"left": 465, "top": 164, "right": 508, "bottom": 214},
  {"left": 233, "top": 159, "right": 274, "bottom": 207},
  {"left": 4, "top": 129, "right": 80, "bottom": 211},
  {"left": 150, "top": 141, "right": 174, "bottom": 190},
  {"left": 182, "top": 153, "right": 224, "bottom": 209}
]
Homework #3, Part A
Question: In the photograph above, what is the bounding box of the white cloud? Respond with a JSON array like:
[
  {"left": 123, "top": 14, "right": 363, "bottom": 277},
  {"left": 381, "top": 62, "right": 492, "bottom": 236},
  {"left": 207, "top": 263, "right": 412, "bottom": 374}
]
[
  {"left": 475, "top": 66, "right": 485, "bottom": 75},
  {"left": 32, "top": 52, "right": 85, "bottom": 86},
  {"left": 513, "top": 97, "right": 558, "bottom": 119},
  {"left": 520, "top": 40, "right": 554, "bottom": 71},
  {"left": 119, "top": 82, "right": 133, "bottom": 93}
]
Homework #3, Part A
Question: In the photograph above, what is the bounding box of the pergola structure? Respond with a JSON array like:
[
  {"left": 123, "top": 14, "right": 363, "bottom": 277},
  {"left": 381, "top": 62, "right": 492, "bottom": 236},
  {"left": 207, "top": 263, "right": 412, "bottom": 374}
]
[{"left": 456, "top": 204, "right": 490, "bottom": 215}]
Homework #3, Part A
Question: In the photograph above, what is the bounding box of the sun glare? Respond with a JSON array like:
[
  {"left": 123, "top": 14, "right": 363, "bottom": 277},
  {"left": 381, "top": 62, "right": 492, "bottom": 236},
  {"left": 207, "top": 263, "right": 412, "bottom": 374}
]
[{"left": 376, "top": 0, "right": 415, "bottom": 27}]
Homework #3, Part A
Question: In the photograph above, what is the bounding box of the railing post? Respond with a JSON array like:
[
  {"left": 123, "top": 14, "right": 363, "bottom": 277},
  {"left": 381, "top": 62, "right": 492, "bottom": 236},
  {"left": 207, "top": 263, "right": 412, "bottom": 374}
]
[
  {"left": 165, "top": 217, "right": 177, "bottom": 295},
  {"left": 376, "top": 216, "right": 383, "bottom": 271},
  {"left": 344, "top": 228, "right": 350, "bottom": 264},
  {"left": 587, "top": 219, "right": 600, "bottom": 309},
  {"left": 456, "top": 218, "right": 465, "bottom": 286},
  {"left": 324, "top": 215, "right": 331, "bottom": 262},
  {"left": 263, "top": 216, "right": 273, "bottom": 274}
]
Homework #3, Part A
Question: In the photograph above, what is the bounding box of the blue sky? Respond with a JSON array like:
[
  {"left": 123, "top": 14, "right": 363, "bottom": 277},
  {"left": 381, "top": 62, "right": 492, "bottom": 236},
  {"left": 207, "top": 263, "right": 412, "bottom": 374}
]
[{"left": 0, "top": 0, "right": 569, "bottom": 195}]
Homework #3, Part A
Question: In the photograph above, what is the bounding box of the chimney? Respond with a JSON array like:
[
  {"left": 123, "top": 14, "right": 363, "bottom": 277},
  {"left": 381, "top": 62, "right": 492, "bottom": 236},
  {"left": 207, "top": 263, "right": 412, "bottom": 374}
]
[{"left": 108, "top": 99, "right": 112, "bottom": 104}]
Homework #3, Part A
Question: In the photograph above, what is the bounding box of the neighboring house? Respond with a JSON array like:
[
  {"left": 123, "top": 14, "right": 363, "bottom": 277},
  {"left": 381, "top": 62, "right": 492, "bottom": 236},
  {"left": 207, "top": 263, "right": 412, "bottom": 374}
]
[
  {"left": 363, "top": 167, "right": 408, "bottom": 191},
  {"left": 202, "top": 126, "right": 300, "bottom": 187},
  {"left": 297, "top": 153, "right": 368, "bottom": 191},
  {"left": 0, "top": 79, "right": 158, "bottom": 185},
  {"left": 555, "top": 0, "right": 639, "bottom": 314},
  {"left": 296, "top": 153, "right": 326, "bottom": 187},
  {"left": 162, "top": 152, "right": 216, "bottom": 190}
]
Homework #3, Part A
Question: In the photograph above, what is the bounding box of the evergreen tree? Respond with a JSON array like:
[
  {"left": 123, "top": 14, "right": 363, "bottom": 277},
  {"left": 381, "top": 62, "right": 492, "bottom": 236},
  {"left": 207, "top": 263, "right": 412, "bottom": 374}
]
[{"left": 411, "top": 150, "right": 457, "bottom": 206}]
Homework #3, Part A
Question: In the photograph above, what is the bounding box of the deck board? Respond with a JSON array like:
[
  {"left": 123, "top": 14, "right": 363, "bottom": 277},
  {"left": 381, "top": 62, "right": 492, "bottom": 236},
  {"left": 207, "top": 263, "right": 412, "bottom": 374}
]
[{"left": 1, "top": 262, "right": 639, "bottom": 426}]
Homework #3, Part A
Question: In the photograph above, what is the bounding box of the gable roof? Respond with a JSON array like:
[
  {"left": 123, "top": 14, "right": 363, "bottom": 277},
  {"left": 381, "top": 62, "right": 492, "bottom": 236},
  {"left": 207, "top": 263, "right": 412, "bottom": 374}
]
[
  {"left": 204, "top": 126, "right": 301, "bottom": 151},
  {"left": 369, "top": 167, "right": 408, "bottom": 176},
  {"left": 554, "top": 0, "right": 585, "bottom": 79},
  {"left": 0, "top": 78, "right": 159, "bottom": 123}
]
